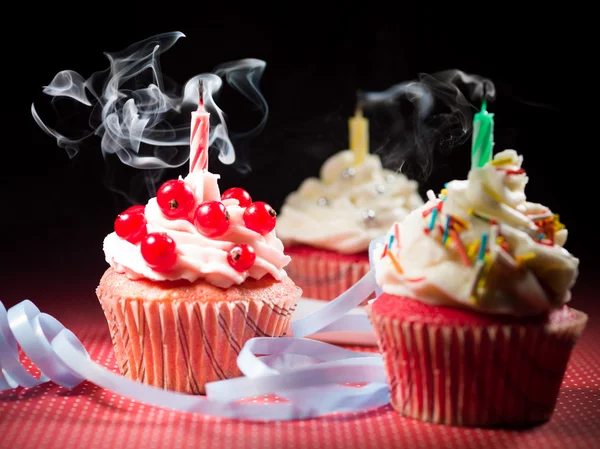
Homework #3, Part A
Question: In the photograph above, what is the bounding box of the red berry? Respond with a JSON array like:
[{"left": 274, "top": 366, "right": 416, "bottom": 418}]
[
  {"left": 124, "top": 205, "right": 145, "bottom": 215},
  {"left": 141, "top": 232, "right": 177, "bottom": 272},
  {"left": 243, "top": 202, "right": 277, "bottom": 235},
  {"left": 221, "top": 187, "right": 252, "bottom": 208},
  {"left": 157, "top": 180, "right": 195, "bottom": 219},
  {"left": 227, "top": 244, "right": 256, "bottom": 272},
  {"left": 114, "top": 209, "right": 147, "bottom": 244},
  {"left": 194, "top": 201, "right": 230, "bottom": 237}
]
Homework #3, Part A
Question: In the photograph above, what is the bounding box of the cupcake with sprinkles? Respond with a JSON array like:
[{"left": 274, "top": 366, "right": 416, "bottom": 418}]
[
  {"left": 368, "top": 99, "right": 587, "bottom": 427},
  {"left": 96, "top": 85, "right": 300, "bottom": 394},
  {"left": 276, "top": 104, "right": 423, "bottom": 302}
]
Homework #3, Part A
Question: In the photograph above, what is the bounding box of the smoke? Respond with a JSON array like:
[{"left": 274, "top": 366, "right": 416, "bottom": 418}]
[
  {"left": 31, "top": 31, "right": 268, "bottom": 202},
  {"left": 360, "top": 69, "right": 495, "bottom": 181}
]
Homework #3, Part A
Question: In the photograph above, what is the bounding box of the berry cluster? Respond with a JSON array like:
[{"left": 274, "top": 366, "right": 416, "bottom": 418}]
[{"left": 113, "top": 180, "right": 277, "bottom": 274}]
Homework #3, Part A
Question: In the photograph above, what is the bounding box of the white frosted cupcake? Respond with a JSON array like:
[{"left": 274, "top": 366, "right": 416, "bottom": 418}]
[{"left": 276, "top": 149, "right": 423, "bottom": 302}]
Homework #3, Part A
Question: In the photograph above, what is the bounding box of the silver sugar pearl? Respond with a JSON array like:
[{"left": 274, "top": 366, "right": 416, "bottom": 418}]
[
  {"left": 374, "top": 184, "right": 386, "bottom": 194},
  {"left": 362, "top": 209, "right": 377, "bottom": 227},
  {"left": 317, "top": 197, "right": 330, "bottom": 206},
  {"left": 341, "top": 167, "right": 356, "bottom": 179},
  {"left": 386, "top": 174, "right": 396, "bottom": 184}
]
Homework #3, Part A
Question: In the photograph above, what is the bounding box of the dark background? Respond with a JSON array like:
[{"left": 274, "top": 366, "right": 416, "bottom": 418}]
[{"left": 2, "top": 3, "right": 586, "bottom": 307}]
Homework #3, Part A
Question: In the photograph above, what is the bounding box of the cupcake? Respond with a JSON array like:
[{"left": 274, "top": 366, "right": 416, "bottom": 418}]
[
  {"left": 368, "top": 149, "right": 587, "bottom": 427},
  {"left": 96, "top": 170, "right": 301, "bottom": 394},
  {"left": 276, "top": 149, "right": 423, "bottom": 302}
]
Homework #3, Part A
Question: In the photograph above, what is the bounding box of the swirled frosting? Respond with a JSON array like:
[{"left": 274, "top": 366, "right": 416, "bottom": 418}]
[
  {"left": 375, "top": 150, "right": 579, "bottom": 316},
  {"left": 276, "top": 150, "right": 424, "bottom": 254},
  {"left": 103, "top": 171, "right": 291, "bottom": 289}
]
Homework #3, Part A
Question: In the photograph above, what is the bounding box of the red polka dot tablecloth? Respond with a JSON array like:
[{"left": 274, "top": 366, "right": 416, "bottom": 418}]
[{"left": 1, "top": 293, "right": 598, "bottom": 449}]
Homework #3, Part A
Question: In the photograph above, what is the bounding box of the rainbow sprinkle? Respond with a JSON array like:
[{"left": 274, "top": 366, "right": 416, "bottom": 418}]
[
  {"left": 443, "top": 216, "right": 451, "bottom": 244},
  {"left": 515, "top": 252, "right": 536, "bottom": 266},
  {"left": 386, "top": 249, "right": 403, "bottom": 274},
  {"left": 490, "top": 157, "right": 513, "bottom": 166},
  {"left": 468, "top": 209, "right": 492, "bottom": 223},
  {"left": 449, "top": 228, "right": 471, "bottom": 266},
  {"left": 388, "top": 234, "right": 395, "bottom": 249},
  {"left": 478, "top": 233, "right": 488, "bottom": 261},
  {"left": 394, "top": 223, "right": 400, "bottom": 249},
  {"left": 483, "top": 185, "right": 508, "bottom": 205},
  {"left": 429, "top": 208, "right": 438, "bottom": 231},
  {"left": 470, "top": 259, "right": 487, "bottom": 301}
]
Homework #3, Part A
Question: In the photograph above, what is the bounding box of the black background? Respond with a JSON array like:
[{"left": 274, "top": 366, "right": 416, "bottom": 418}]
[{"left": 3, "top": 3, "right": 586, "bottom": 306}]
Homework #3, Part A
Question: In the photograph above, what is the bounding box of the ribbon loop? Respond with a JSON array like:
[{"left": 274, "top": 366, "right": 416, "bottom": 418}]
[{"left": 0, "top": 239, "right": 388, "bottom": 420}]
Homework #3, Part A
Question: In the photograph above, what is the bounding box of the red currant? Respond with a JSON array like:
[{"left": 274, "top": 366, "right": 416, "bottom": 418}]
[
  {"left": 243, "top": 202, "right": 277, "bottom": 235},
  {"left": 141, "top": 232, "right": 177, "bottom": 272},
  {"left": 157, "top": 180, "right": 195, "bottom": 219},
  {"left": 194, "top": 201, "right": 230, "bottom": 237},
  {"left": 227, "top": 244, "right": 256, "bottom": 272},
  {"left": 124, "top": 205, "right": 145, "bottom": 215},
  {"left": 114, "top": 209, "right": 147, "bottom": 244},
  {"left": 221, "top": 187, "right": 252, "bottom": 208}
]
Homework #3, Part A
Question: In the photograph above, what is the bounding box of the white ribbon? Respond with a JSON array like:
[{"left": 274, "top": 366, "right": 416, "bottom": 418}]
[{"left": 0, "top": 237, "right": 389, "bottom": 420}]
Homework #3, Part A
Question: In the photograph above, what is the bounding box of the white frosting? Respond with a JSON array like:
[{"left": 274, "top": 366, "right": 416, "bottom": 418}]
[
  {"left": 103, "top": 172, "right": 291, "bottom": 288},
  {"left": 276, "top": 150, "right": 424, "bottom": 254},
  {"left": 375, "top": 150, "right": 579, "bottom": 316}
]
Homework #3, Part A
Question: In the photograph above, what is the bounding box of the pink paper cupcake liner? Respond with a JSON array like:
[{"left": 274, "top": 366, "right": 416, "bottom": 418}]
[
  {"left": 368, "top": 303, "right": 588, "bottom": 427},
  {"left": 99, "top": 295, "right": 296, "bottom": 394},
  {"left": 285, "top": 248, "right": 372, "bottom": 303}
]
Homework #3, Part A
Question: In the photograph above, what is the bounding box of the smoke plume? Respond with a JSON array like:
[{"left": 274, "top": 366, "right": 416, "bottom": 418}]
[
  {"left": 31, "top": 31, "right": 268, "bottom": 202},
  {"left": 360, "top": 69, "right": 495, "bottom": 180}
]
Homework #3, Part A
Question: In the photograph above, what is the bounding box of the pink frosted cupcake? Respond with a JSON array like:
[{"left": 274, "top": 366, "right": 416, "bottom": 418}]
[
  {"left": 276, "top": 149, "right": 423, "bottom": 302},
  {"left": 368, "top": 149, "right": 587, "bottom": 427},
  {"left": 97, "top": 170, "right": 301, "bottom": 394}
]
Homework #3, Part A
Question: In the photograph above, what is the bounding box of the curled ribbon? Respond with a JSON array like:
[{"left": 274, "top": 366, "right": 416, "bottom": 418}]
[{"left": 0, "top": 237, "right": 388, "bottom": 420}]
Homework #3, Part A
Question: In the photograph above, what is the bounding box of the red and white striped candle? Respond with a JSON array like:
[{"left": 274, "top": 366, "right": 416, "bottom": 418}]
[{"left": 189, "top": 81, "right": 210, "bottom": 173}]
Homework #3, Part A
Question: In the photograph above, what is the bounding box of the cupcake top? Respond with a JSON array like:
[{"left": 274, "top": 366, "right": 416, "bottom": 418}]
[
  {"left": 276, "top": 150, "right": 424, "bottom": 254},
  {"left": 103, "top": 171, "right": 291, "bottom": 289},
  {"left": 375, "top": 149, "right": 579, "bottom": 316}
]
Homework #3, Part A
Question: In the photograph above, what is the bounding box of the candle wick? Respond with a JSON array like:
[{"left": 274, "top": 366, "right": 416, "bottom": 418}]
[
  {"left": 198, "top": 80, "right": 205, "bottom": 106},
  {"left": 480, "top": 98, "right": 487, "bottom": 113},
  {"left": 355, "top": 89, "right": 364, "bottom": 116}
]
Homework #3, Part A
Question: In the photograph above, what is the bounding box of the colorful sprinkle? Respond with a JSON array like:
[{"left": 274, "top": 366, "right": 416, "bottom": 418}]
[
  {"left": 443, "top": 216, "right": 451, "bottom": 244},
  {"left": 429, "top": 208, "right": 438, "bottom": 231},
  {"left": 489, "top": 224, "right": 499, "bottom": 256},
  {"left": 380, "top": 244, "right": 387, "bottom": 259},
  {"left": 388, "top": 234, "right": 395, "bottom": 249},
  {"left": 467, "top": 240, "right": 480, "bottom": 259},
  {"left": 469, "top": 209, "right": 492, "bottom": 223},
  {"left": 515, "top": 252, "right": 536, "bottom": 266},
  {"left": 470, "top": 259, "right": 486, "bottom": 299},
  {"left": 440, "top": 188, "right": 448, "bottom": 197},
  {"left": 490, "top": 157, "right": 513, "bottom": 166},
  {"left": 394, "top": 223, "right": 400, "bottom": 249},
  {"left": 450, "top": 215, "right": 469, "bottom": 230},
  {"left": 449, "top": 228, "right": 471, "bottom": 266},
  {"left": 386, "top": 249, "right": 403, "bottom": 274},
  {"left": 426, "top": 189, "right": 437, "bottom": 202},
  {"left": 483, "top": 185, "right": 507, "bottom": 205},
  {"left": 478, "top": 233, "right": 489, "bottom": 261}
]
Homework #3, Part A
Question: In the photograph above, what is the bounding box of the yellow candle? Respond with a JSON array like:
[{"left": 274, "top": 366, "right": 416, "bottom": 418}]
[{"left": 348, "top": 107, "right": 369, "bottom": 166}]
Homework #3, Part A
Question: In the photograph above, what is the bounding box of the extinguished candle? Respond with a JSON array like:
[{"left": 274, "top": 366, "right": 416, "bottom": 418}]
[
  {"left": 190, "top": 80, "right": 210, "bottom": 173},
  {"left": 349, "top": 105, "right": 369, "bottom": 166}
]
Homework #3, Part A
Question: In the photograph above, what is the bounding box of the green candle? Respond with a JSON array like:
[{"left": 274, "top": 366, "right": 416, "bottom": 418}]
[{"left": 471, "top": 99, "right": 494, "bottom": 169}]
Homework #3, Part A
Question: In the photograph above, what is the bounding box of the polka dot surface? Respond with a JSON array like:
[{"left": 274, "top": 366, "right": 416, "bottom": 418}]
[{"left": 1, "top": 299, "right": 598, "bottom": 449}]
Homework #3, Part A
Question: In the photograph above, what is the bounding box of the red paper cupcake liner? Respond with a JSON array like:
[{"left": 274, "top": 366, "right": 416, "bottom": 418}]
[
  {"left": 99, "top": 295, "right": 296, "bottom": 394},
  {"left": 368, "top": 304, "right": 588, "bottom": 427},
  {"left": 285, "top": 249, "right": 372, "bottom": 303}
]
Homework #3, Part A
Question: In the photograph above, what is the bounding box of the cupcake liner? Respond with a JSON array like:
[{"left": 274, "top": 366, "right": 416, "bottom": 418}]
[
  {"left": 286, "top": 252, "right": 372, "bottom": 303},
  {"left": 99, "top": 295, "right": 296, "bottom": 394},
  {"left": 368, "top": 306, "right": 588, "bottom": 427}
]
